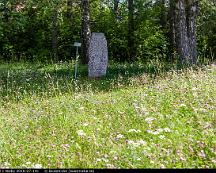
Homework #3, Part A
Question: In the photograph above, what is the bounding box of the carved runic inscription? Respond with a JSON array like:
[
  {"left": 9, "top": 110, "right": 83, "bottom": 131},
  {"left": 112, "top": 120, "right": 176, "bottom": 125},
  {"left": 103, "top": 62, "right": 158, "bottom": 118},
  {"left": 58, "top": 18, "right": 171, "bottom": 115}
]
[{"left": 88, "top": 32, "right": 108, "bottom": 78}]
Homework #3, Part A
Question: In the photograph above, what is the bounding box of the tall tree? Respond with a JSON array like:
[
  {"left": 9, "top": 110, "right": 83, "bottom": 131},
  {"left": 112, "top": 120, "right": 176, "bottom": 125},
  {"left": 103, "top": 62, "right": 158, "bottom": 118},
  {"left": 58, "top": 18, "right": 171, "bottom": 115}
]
[
  {"left": 186, "top": 0, "right": 198, "bottom": 64},
  {"left": 81, "top": 0, "right": 91, "bottom": 64},
  {"left": 52, "top": 6, "right": 58, "bottom": 61},
  {"left": 128, "top": 0, "right": 135, "bottom": 61},
  {"left": 170, "top": 0, "right": 198, "bottom": 64},
  {"left": 168, "top": 0, "right": 177, "bottom": 62},
  {"left": 114, "top": 0, "right": 120, "bottom": 18},
  {"left": 160, "top": 0, "right": 167, "bottom": 29},
  {"left": 67, "top": 0, "right": 73, "bottom": 22},
  {"left": 174, "top": 0, "right": 190, "bottom": 64}
]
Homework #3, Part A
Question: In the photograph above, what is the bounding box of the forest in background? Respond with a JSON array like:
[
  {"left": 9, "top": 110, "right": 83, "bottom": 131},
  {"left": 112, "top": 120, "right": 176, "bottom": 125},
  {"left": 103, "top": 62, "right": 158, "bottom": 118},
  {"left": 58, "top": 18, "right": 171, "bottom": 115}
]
[
  {"left": 0, "top": 0, "right": 215, "bottom": 63},
  {"left": 1, "top": 1, "right": 216, "bottom": 169}
]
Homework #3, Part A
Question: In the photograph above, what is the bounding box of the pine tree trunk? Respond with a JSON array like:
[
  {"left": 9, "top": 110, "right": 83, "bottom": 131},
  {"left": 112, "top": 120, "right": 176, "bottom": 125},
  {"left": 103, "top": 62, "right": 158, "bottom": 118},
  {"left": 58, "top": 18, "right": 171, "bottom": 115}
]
[
  {"left": 81, "top": 0, "right": 91, "bottom": 64},
  {"left": 174, "top": 0, "right": 190, "bottom": 64},
  {"left": 52, "top": 7, "right": 58, "bottom": 61},
  {"left": 170, "top": 0, "right": 198, "bottom": 65},
  {"left": 186, "top": 0, "right": 198, "bottom": 64},
  {"left": 128, "top": 0, "right": 135, "bottom": 61}
]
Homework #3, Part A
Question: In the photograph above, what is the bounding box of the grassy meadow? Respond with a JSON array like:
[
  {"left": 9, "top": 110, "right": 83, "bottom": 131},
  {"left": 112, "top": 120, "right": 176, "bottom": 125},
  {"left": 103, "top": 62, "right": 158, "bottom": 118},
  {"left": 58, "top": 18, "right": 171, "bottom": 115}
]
[{"left": 0, "top": 61, "right": 216, "bottom": 168}]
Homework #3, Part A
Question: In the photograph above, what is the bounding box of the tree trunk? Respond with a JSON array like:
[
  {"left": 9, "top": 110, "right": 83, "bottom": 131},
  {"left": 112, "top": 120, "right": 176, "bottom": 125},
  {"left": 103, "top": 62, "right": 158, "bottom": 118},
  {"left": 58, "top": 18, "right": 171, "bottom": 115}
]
[
  {"left": 67, "top": 0, "right": 73, "bottom": 22},
  {"left": 168, "top": 0, "right": 177, "bottom": 62},
  {"left": 114, "top": 0, "right": 119, "bottom": 18},
  {"left": 186, "top": 0, "right": 198, "bottom": 64},
  {"left": 174, "top": 0, "right": 190, "bottom": 64},
  {"left": 128, "top": 0, "right": 135, "bottom": 61},
  {"left": 170, "top": 0, "right": 198, "bottom": 65},
  {"left": 160, "top": 0, "right": 167, "bottom": 29},
  {"left": 81, "top": 0, "right": 91, "bottom": 64},
  {"left": 52, "top": 7, "right": 58, "bottom": 61}
]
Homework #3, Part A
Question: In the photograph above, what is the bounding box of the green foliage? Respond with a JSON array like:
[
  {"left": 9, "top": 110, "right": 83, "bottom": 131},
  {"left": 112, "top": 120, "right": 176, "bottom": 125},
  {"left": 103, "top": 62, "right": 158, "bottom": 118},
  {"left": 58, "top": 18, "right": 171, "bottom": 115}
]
[
  {"left": 197, "top": 0, "right": 216, "bottom": 61},
  {"left": 0, "top": 0, "right": 215, "bottom": 62}
]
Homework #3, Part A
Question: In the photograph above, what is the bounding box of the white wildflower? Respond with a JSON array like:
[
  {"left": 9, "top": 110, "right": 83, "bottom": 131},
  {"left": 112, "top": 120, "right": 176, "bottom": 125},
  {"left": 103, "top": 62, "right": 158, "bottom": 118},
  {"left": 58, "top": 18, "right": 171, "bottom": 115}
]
[
  {"left": 211, "top": 159, "right": 216, "bottom": 164},
  {"left": 77, "top": 130, "right": 86, "bottom": 136},
  {"left": 3, "top": 162, "right": 11, "bottom": 168},
  {"left": 137, "top": 157, "right": 141, "bottom": 161},
  {"left": 104, "top": 154, "right": 108, "bottom": 158},
  {"left": 116, "top": 134, "right": 124, "bottom": 139},
  {"left": 145, "top": 117, "right": 156, "bottom": 123},
  {"left": 127, "top": 140, "right": 135, "bottom": 145},
  {"left": 179, "top": 104, "right": 186, "bottom": 107},
  {"left": 163, "top": 127, "right": 171, "bottom": 133},
  {"left": 198, "top": 150, "right": 206, "bottom": 158},
  {"left": 180, "top": 156, "right": 186, "bottom": 161},
  {"left": 26, "top": 162, "right": 31, "bottom": 165},
  {"left": 4, "top": 162, "right": 10, "bottom": 166},
  {"left": 83, "top": 123, "right": 89, "bottom": 127},
  {"left": 160, "top": 164, "right": 165, "bottom": 169},
  {"left": 33, "top": 164, "right": 42, "bottom": 169},
  {"left": 96, "top": 158, "right": 102, "bottom": 162},
  {"left": 102, "top": 158, "right": 109, "bottom": 163},
  {"left": 147, "top": 130, "right": 152, "bottom": 133},
  {"left": 147, "top": 130, "right": 160, "bottom": 135},
  {"left": 199, "top": 108, "right": 207, "bottom": 112},
  {"left": 127, "top": 140, "right": 147, "bottom": 148},
  {"left": 157, "top": 128, "right": 164, "bottom": 133},
  {"left": 113, "top": 156, "right": 118, "bottom": 160},
  {"left": 128, "top": 140, "right": 141, "bottom": 147},
  {"left": 159, "top": 135, "right": 165, "bottom": 139},
  {"left": 106, "top": 164, "right": 115, "bottom": 168},
  {"left": 62, "top": 144, "right": 70, "bottom": 148},
  {"left": 192, "top": 87, "right": 198, "bottom": 91},
  {"left": 128, "top": 129, "right": 141, "bottom": 133},
  {"left": 133, "top": 143, "right": 141, "bottom": 148},
  {"left": 137, "top": 140, "right": 147, "bottom": 146}
]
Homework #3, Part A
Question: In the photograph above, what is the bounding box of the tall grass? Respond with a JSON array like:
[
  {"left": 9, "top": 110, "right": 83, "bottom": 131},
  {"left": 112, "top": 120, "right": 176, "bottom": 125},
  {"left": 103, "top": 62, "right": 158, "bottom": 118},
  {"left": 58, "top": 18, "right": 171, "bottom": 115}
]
[{"left": 0, "top": 61, "right": 215, "bottom": 168}]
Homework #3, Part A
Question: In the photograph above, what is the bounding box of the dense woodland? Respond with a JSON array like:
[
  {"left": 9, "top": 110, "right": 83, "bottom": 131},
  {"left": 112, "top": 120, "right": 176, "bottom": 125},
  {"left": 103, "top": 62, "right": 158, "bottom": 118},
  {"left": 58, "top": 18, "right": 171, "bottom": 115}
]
[
  {"left": 0, "top": 1, "right": 216, "bottom": 169},
  {"left": 0, "top": 0, "right": 215, "bottom": 64}
]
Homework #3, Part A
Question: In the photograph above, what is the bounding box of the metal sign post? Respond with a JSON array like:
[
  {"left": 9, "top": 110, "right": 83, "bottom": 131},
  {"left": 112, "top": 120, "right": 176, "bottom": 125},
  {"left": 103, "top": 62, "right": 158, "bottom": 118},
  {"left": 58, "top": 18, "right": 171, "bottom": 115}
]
[{"left": 73, "top": 42, "right": 81, "bottom": 79}]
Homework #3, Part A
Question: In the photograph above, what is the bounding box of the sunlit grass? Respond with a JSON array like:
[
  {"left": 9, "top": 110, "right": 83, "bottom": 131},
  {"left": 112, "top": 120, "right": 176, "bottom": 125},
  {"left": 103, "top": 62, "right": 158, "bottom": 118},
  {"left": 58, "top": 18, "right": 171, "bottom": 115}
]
[{"left": 0, "top": 62, "right": 215, "bottom": 168}]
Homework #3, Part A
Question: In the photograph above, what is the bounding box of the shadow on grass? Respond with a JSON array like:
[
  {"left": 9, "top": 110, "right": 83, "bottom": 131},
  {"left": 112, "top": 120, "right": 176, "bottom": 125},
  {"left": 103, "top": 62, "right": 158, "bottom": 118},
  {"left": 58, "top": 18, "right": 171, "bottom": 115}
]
[{"left": 0, "top": 61, "right": 204, "bottom": 101}]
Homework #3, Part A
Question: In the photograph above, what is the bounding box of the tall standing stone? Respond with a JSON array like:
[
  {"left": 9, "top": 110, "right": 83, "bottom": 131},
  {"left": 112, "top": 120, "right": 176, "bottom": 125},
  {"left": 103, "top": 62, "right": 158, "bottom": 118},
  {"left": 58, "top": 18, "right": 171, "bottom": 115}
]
[{"left": 88, "top": 32, "right": 108, "bottom": 78}]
